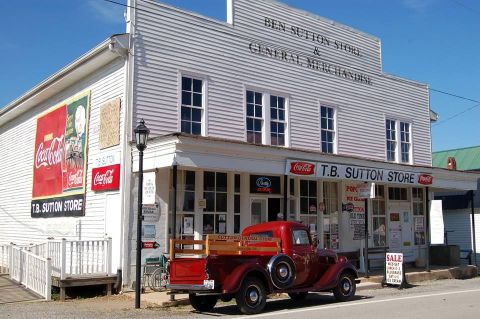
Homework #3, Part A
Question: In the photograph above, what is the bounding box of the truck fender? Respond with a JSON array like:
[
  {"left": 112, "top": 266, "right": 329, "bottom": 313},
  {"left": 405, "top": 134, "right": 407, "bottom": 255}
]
[
  {"left": 313, "top": 262, "right": 358, "bottom": 291},
  {"left": 222, "top": 263, "right": 273, "bottom": 294}
]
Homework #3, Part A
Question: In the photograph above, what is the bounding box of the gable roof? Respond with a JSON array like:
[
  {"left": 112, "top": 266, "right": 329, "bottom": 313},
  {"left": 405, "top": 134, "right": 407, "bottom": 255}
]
[{"left": 432, "top": 146, "right": 480, "bottom": 171}]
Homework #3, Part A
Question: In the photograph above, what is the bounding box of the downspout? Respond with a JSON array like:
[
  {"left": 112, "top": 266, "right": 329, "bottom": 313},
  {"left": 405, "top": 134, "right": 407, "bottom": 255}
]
[{"left": 471, "top": 190, "right": 477, "bottom": 266}]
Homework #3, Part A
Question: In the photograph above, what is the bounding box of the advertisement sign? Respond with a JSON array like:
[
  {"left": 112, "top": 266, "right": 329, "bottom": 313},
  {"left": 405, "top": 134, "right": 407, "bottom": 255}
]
[
  {"left": 285, "top": 159, "right": 433, "bottom": 186},
  {"left": 386, "top": 253, "right": 403, "bottom": 285},
  {"left": 342, "top": 183, "right": 365, "bottom": 239},
  {"left": 31, "top": 91, "right": 90, "bottom": 217},
  {"left": 91, "top": 164, "right": 121, "bottom": 191},
  {"left": 143, "top": 172, "right": 156, "bottom": 205},
  {"left": 430, "top": 200, "right": 444, "bottom": 245},
  {"left": 250, "top": 175, "right": 281, "bottom": 194}
]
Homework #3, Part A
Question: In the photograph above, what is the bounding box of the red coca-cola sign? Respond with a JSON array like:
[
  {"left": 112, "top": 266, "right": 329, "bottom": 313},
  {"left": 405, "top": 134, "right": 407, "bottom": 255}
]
[
  {"left": 91, "top": 164, "right": 121, "bottom": 191},
  {"left": 418, "top": 174, "right": 433, "bottom": 185},
  {"left": 290, "top": 161, "right": 315, "bottom": 175}
]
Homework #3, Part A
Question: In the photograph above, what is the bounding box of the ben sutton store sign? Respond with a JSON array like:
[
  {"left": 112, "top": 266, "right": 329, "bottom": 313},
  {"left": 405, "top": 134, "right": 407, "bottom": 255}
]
[{"left": 285, "top": 159, "right": 433, "bottom": 186}]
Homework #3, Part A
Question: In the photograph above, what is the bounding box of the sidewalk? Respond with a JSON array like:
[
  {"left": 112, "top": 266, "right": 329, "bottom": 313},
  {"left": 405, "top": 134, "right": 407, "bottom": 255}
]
[{"left": 124, "top": 265, "right": 478, "bottom": 308}]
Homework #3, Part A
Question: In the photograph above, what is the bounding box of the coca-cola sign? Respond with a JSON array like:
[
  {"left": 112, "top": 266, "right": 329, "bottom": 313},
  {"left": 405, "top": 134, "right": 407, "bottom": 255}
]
[
  {"left": 418, "top": 174, "right": 433, "bottom": 185},
  {"left": 92, "top": 164, "right": 121, "bottom": 191},
  {"left": 31, "top": 91, "right": 90, "bottom": 218},
  {"left": 290, "top": 161, "right": 315, "bottom": 175}
]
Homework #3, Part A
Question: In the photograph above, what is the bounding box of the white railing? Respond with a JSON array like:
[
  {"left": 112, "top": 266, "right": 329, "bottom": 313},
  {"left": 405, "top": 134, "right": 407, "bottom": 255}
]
[
  {"left": 10, "top": 246, "right": 51, "bottom": 300},
  {"left": 0, "top": 244, "right": 10, "bottom": 274}
]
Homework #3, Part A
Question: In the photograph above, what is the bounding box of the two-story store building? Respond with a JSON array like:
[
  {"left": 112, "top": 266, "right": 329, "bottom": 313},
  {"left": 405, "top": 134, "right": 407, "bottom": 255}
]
[{"left": 0, "top": 0, "right": 477, "bottom": 287}]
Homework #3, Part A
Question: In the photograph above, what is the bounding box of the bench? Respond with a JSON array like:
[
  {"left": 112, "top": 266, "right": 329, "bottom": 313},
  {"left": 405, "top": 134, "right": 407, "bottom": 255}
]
[
  {"left": 363, "top": 247, "right": 388, "bottom": 269},
  {"left": 460, "top": 249, "right": 473, "bottom": 265}
]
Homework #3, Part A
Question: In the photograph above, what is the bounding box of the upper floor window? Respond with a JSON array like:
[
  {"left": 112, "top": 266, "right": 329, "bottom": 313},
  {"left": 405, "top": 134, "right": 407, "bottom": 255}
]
[
  {"left": 320, "top": 106, "right": 335, "bottom": 153},
  {"left": 246, "top": 90, "right": 289, "bottom": 146},
  {"left": 270, "top": 95, "right": 285, "bottom": 146},
  {"left": 246, "top": 90, "right": 263, "bottom": 144},
  {"left": 400, "top": 122, "right": 411, "bottom": 163},
  {"left": 386, "top": 119, "right": 412, "bottom": 163},
  {"left": 181, "top": 76, "right": 203, "bottom": 135},
  {"left": 386, "top": 119, "right": 396, "bottom": 161}
]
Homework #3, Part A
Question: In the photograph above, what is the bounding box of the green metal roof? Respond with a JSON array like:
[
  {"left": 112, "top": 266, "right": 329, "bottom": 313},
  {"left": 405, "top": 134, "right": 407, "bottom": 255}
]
[{"left": 432, "top": 146, "right": 480, "bottom": 171}]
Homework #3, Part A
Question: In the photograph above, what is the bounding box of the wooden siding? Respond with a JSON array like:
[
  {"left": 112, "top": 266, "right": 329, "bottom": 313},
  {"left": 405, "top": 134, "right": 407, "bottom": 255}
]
[
  {"left": 132, "top": 0, "right": 431, "bottom": 165},
  {"left": 0, "top": 59, "right": 126, "bottom": 245}
]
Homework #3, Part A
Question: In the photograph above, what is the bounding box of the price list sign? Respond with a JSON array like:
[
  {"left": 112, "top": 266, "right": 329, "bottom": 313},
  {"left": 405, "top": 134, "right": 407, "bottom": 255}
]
[{"left": 385, "top": 253, "right": 403, "bottom": 285}]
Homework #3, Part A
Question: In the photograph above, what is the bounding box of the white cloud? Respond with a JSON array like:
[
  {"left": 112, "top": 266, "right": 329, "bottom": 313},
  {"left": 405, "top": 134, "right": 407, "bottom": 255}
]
[
  {"left": 87, "top": 0, "right": 125, "bottom": 24},
  {"left": 402, "top": 0, "right": 436, "bottom": 14}
]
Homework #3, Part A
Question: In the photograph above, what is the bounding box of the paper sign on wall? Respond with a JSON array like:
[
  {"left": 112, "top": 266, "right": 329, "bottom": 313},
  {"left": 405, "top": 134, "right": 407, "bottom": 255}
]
[
  {"left": 430, "top": 200, "right": 444, "bottom": 245},
  {"left": 142, "top": 172, "right": 156, "bottom": 205}
]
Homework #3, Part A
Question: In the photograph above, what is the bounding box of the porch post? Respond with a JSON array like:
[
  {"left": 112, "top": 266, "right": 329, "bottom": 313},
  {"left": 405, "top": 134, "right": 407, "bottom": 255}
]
[
  {"left": 364, "top": 198, "right": 369, "bottom": 277},
  {"left": 425, "top": 187, "right": 430, "bottom": 272},
  {"left": 170, "top": 163, "right": 178, "bottom": 302},
  {"left": 470, "top": 190, "right": 477, "bottom": 266},
  {"left": 283, "top": 175, "right": 288, "bottom": 221}
]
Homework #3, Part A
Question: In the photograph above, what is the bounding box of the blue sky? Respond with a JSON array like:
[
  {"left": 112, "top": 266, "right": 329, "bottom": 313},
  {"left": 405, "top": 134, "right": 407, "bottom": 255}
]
[{"left": 1, "top": 0, "right": 479, "bottom": 152}]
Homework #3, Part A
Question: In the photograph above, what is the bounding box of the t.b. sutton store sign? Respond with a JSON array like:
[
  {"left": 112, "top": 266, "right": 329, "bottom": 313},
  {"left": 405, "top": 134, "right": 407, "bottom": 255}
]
[
  {"left": 286, "top": 159, "right": 433, "bottom": 186},
  {"left": 31, "top": 91, "right": 90, "bottom": 217}
]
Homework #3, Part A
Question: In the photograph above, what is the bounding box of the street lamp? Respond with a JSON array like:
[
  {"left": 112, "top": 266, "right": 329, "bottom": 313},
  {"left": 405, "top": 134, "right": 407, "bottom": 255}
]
[{"left": 134, "top": 119, "right": 150, "bottom": 309}]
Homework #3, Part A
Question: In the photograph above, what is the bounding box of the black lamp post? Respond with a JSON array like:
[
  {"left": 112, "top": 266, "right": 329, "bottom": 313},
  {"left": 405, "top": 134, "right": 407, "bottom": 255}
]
[{"left": 134, "top": 119, "right": 150, "bottom": 309}]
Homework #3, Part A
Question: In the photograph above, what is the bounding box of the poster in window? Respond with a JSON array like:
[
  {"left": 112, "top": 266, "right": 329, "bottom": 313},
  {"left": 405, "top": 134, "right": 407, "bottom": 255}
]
[
  {"left": 183, "top": 216, "right": 194, "bottom": 235},
  {"left": 414, "top": 217, "right": 424, "bottom": 232},
  {"left": 31, "top": 91, "right": 90, "bottom": 218}
]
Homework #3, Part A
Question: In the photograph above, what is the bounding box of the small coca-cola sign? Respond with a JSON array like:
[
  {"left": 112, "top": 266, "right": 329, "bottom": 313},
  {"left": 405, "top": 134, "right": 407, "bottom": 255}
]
[
  {"left": 290, "top": 161, "right": 315, "bottom": 175},
  {"left": 91, "top": 164, "right": 121, "bottom": 191},
  {"left": 418, "top": 174, "right": 433, "bottom": 185}
]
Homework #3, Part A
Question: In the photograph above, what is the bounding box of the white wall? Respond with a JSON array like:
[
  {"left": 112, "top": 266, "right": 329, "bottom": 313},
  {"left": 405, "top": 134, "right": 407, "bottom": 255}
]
[
  {"left": 0, "top": 59, "right": 126, "bottom": 249},
  {"left": 132, "top": 0, "right": 431, "bottom": 165}
]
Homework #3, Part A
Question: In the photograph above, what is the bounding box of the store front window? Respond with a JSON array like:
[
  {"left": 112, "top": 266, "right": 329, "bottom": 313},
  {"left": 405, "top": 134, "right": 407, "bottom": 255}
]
[
  {"left": 372, "top": 185, "right": 386, "bottom": 247},
  {"left": 413, "top": 188, "right": 426, "bottom": 245},
  {"left": 323, "top": 181, "right": 339, "bottom": 250},
  {"left": 170, "top": 170, "right": 196, "bottom": 240},
  {"left": 203, "top": 171, "right": 227, "bottom": 235},
  {"left": 300, "top": 180, "right": 317, "bottom": 239}
]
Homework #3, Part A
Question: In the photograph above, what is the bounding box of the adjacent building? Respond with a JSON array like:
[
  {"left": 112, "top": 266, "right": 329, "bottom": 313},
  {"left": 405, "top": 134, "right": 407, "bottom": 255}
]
[{"left": 0, "top": 0, "right": 477, "bottom": 287}]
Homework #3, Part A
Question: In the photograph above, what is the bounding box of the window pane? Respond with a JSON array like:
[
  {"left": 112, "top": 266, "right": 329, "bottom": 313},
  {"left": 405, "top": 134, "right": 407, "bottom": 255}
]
[
  {"left": 247, "top": 131, "right": 254, "bottom": 143},
  {"left": 255, "top": 92, "right": 262, "bottom": 103},
  {"left": 309, "top": 180, "right": 317, "bottom": 196},
  {"left": 300, "top": 197, "right": 308, "bottom": 214},
  {"left": 204, "top": 172, "right": 215, "bottom": 191},
  {"left": 182, "top": 91, "right": 191, "bottom": 105},
  {"left": 192, "top": 79, "right": 202, "bottom": 93},
  {"left": 181, "top": 106, "right": 191, "bottom": 121},
  {"left": 247, "top": 104, "right": 254, "bottom": 117},
  {"left": 279, "top": 109, "right": 285, "bottom": 121},
  {"left": 182, "top": 77, "right": 191, "bottom": 90},
  {"left": 278, "top": 122, "right": 284, "bottom": 133},
  {"left": 185, "top": 171, "right": 195, "bottom": 191},
  {"left": 278, "top": 134, "right": 285, "bottom": 146},
  {"left": 271, "top": 134, "right": 278, "bottom": 146},
  {"left": 203, "top": 214, "right": 214, "bottom": 234},
  {"left": 235, "top": 175, "right": 240, "bottom": 193},
  {"left": 234, "top": 194, "right": 240, "bottom": 214},
  {"left": 192, "top": 122, "right": 201, "bottom": 135},
  {"left": 247, "top": 91, "right": 254, "bottom": 103},
  {"left": 271, "top": 122, "right": 277, "bottom": 133},
  {"left": 271, "top": 108, "right": 277, "bottom": 120},
  {"left": 247, "top": 118, "right": 253, "bottom": 131},
  {"left": 216, "top": 173, "right": 227, "bottom": 192},
  {"left": 216, "top": 214, "right": 227, "bottom": 234},
  {"left": 193, "top": 93, "right": 202, "bottom": 107},
  {"left": 234, "top": 215, "right": 240, "bottom": 234},
  {"left": 309, "top": 198, "right": 317, "bottom": 214},
  {"left": 192, "top": 108, "right": 201, "bottom": 122},
  {"left": 290, "top": 179, "right": 295, "bottom": 195},
  {"left": 216, "top": 193, "right": 227, "bottom": 212},
  {"left": 254, "top": 119, "right": 262, "bottom": 132},
  {"left": 270, "top": 96, "right": 277, "bottom": 107},
  {"left": 300, "top": 180, "right": 308, "bottom": 196},
  {"left": 254, "top": 132, "right": 262, "bottom": 144},
  {"left": 204, "top": 192, "right": 215, "bottom": 211},
  {"left": 321, "top": 107, "right": 326, "bottom": 117},
  {"left": 181, "top": 121, "right": 191, "bottom": 134},
  {"left": 183, "top": 191, "right": 195, "bottom": 211},
  {"left": 255, "top": 105, "right": 262, "bottom": 117}
]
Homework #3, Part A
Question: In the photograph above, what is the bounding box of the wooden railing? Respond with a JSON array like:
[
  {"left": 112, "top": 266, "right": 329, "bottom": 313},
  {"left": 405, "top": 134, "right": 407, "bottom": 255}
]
[
  {"left": 170, "top": 235, "right": 281, "bottom": 260},
  {"left": 0, "top": 244, "right": 10, "bottom": 274},
  {"left": 10, "top": 246, "right": 52, "bottom": 300}
]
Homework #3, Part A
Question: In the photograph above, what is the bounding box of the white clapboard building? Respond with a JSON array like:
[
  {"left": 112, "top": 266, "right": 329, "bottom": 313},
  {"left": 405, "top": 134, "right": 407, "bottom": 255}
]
[{"left": 0, "top": 0, "right": 478, "bottom": 287}]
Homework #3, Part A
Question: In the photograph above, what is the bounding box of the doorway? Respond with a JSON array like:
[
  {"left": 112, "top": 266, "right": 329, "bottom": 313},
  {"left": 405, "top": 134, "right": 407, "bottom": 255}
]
[
  {"left": 250, "top": 198, "right": 282, "bottom": 225},
  {"left": 388, "top": 202, "right": 414, "bottom": 261},
  {"left": 268, "top": 198, "right": 281, "bottom": 221}
]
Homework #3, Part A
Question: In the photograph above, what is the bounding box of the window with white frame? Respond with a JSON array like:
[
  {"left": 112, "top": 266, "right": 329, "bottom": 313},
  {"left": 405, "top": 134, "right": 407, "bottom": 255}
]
[
  {"left": 320, "top": 106, "right": 335, "bottom": 154},
  {"left": 386, "top": 119, "right": 396, "bottom": 161},
  {"left": 400, "top": 122, "right": 411, "bottom": 163},
  {"left": 323, "top": 181, "right": 339, "bottom": 250},
  {"left": 270, "top": 95, "right": 286, "bottom": 146},
  {"left": 372, "top": 185, "right": 386, "bottom": 247},
  {"left": 181, "top": 76, "right": 203, "bottom": 135},
  {"left": 246, "top": 90, "right": 288, "bottom": 146},
  {"left": 203, "top": 171, "right": 228, "bottom": 235},
  {"left": 386, "top": 119, "right": 412, "bottom": 163},
  {"left": 246, "top": 90, "right": 263, "bottom": 144},
  {"left": 412, "top": 188, "right": 426, "bottom": 245}
]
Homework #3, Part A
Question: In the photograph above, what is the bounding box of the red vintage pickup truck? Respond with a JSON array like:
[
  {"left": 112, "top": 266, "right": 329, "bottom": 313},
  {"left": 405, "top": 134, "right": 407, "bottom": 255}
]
[{"left": 167, "top": 221, "right": 358, "bottom": 315}]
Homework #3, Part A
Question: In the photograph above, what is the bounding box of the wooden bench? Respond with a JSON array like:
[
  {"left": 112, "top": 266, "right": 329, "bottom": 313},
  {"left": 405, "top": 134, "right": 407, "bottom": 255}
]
[
  {"left": 52, "top": 274, "right": 117, "bottom": 301},
  {"left": 363, "top": 247, "right": 388, "bottom": 269}
]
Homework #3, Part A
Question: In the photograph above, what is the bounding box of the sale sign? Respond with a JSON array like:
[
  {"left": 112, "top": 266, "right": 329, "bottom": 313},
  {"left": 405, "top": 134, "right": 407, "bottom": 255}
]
[
  {"left": 386, "top": 252, "right": 404, "bottom": 285},
  {"left": 31, "top": 91, "right": 90, "bottom": 218}
]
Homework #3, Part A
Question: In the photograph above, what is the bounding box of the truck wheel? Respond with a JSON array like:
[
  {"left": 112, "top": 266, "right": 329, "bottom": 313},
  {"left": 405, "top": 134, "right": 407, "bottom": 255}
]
[
  {"left": 288, "top": 292, "right": 308, "bottom": 300},
  {"left": 333, "top": 272, "right": 356, "bottom": 302},
  {"left": 189, "top": 294, "right": 218, "bottom": 312},
  {"left": 267, "top": 254, "right": 296, "bottom": 289},
  {"left": 235, "top": 277, "right": 267, "bottom": 315}
]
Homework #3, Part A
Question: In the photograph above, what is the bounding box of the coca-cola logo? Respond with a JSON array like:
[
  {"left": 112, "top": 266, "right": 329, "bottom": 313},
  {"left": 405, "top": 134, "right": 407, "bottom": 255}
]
[
  {"left": 290, "top": 161, "right": 315, "bottom": 175},
  {"left": 418, "top": 174, "right": 433, "bottom": 185},
  {"left": 93, "top": 169, "right": 114, "bottom": 186},
  {"left": 256, "top": 177, "right": 271, "bottom": 188},
  {"left": 35, "top": 136, "right": 64, "bottom": 169},
  {"left": 68, "top": 171, "right": 84, "bottom": 187}
]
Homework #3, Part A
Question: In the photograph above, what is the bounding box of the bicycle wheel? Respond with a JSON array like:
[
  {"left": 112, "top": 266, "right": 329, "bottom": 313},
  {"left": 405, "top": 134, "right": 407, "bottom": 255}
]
[{"left": 149, "top": 267, "right": 168, "bottom": 292}]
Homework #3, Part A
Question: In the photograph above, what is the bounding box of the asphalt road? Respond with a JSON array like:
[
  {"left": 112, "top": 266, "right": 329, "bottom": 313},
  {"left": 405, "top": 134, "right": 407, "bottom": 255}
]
[{"left": 1, "top": 278, "right": 480, "bottom": 318}]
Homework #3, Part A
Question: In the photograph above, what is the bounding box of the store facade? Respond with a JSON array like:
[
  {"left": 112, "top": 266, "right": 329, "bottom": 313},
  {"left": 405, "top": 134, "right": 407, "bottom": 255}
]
[{"left": 0, "top": 0, "right": 478, "bottom": 288}]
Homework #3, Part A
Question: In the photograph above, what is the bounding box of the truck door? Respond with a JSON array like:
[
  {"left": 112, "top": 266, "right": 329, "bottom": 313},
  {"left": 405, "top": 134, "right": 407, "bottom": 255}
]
[{"left": 291, "top": 228, "right": 315, "bottom": 287}]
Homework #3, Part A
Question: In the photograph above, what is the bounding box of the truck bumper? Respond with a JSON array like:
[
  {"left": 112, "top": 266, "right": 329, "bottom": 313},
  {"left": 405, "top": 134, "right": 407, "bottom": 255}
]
[{"left": 167, "top": 284, "right": 214, "bottom": 292}]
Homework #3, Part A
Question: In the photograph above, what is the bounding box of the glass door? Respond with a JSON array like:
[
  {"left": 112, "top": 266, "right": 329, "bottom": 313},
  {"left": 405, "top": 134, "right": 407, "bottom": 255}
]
[{"left": 251, "top": 198, "right": 267, "bottom": 225}]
